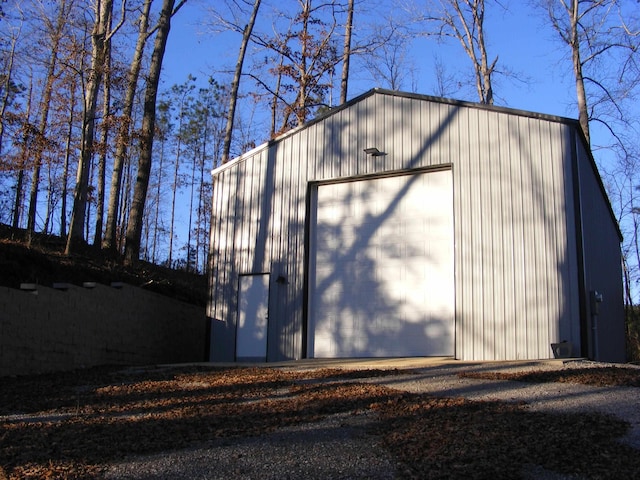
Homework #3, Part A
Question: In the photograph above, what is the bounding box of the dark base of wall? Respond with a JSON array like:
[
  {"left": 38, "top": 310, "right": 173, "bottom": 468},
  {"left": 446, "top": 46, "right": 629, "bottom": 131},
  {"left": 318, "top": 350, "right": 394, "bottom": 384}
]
[{"left": 0, "top": 283, "right": 207, "bottom": 377}]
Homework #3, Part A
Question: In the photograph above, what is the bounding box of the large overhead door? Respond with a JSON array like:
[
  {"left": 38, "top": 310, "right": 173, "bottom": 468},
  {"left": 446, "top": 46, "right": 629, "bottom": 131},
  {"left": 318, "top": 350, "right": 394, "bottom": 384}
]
[{"left": 308, "top": 169, "right": 454, "bottom": 358}]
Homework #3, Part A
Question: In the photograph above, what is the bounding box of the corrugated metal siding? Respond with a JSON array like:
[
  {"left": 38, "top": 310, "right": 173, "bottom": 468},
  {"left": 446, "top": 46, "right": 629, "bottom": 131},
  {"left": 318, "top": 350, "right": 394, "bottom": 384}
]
[
  {"left": 208, "top": 90, "right": 588, "bottom": 361},
  {"left": 460, "top": 112, "right": 580, "bottom": 360},
  {"left": 574, "top": 135, "right": 625, "bottom": 362}
]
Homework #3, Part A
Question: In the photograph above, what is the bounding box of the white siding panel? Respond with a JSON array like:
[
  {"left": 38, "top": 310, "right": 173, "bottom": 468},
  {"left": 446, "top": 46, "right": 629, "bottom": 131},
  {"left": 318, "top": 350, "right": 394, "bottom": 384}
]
[
  {"left": 541, "top": 121, "right": 560, "bottom": 354},
  {"left": 207, "top": 174, "right": 224, "bottom": 319},
  {"left": 451, "top": 112, "right": 579, "bottom": 360},
  {"left": 502, "top": 113, "right": 519, "bottom": 360},
  {"left": 528, "top": 118, "right": 545, "bottom": 357},
  {"left": 233, "top": 161, "right": 248, "bottom": 273},
  {"left": 510, "top": 115, "right": 528, "bottom": 360},
  {"left": 522, "top": 116, "right": 542, "bottom": 358},
  {"left": 244, "top": 151, "right": 260, "bottom": 272},
  {"left": 484, "top": 110, "right": 500, "bottom": 359}
]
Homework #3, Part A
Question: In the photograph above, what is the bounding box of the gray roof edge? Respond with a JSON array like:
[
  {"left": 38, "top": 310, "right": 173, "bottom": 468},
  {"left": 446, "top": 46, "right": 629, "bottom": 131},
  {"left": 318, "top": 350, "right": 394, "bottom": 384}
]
[
  {"left": 211, "top": 89, "right": 378, "bottom": 176},
  {"left": 370, "top": 88, "right": 581, "bottom": 126},
  {"left": 212, "top": 88, "right": 582, "bottom": 176}
]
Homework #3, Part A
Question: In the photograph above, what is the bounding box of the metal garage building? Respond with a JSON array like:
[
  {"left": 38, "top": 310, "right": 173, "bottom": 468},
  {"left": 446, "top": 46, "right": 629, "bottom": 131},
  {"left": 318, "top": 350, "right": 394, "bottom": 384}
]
[{"left": 207, "top": 89, "right": 625, "bottom": 363}]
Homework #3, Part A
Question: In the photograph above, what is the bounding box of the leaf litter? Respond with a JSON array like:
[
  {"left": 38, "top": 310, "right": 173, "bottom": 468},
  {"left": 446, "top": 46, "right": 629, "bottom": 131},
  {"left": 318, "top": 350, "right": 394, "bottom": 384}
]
[{"left": 1, "top": 365, "right": 639, "bottom": 479}]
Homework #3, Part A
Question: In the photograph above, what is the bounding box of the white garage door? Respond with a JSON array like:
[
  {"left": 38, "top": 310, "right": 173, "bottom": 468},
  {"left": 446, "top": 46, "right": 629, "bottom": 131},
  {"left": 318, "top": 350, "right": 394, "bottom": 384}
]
[{"left": 308, "top": 169, "right": 454, "bottom": 358}]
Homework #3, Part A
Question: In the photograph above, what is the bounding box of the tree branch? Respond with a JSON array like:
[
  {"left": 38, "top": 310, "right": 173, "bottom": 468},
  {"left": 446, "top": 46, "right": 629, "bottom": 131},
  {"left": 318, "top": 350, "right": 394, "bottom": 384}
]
[{"left": 105, "top": 0, "right": 128, "bottom": 43}]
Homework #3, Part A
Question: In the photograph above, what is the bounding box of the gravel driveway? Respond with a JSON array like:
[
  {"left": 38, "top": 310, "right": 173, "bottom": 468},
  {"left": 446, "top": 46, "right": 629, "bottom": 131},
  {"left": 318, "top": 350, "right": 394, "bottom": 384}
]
[{"left": 104, "top": 359, "right": 640, "bottom": 480}]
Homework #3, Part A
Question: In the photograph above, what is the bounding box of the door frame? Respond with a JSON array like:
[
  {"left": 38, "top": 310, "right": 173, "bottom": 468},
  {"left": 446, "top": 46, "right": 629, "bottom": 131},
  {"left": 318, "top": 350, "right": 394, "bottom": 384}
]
[
  {"left": 235, "top": 273, "right": 270, "bottom": 362},
  {"left": 305, "top": 166, "right": 455, "bottom": 358}
]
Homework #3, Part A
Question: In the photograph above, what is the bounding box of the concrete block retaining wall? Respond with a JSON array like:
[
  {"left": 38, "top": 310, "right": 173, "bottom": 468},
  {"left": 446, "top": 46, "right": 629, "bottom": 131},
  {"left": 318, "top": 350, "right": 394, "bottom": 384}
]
[{"left": 0, "top": 283, "right": 207, "bottom": 376}]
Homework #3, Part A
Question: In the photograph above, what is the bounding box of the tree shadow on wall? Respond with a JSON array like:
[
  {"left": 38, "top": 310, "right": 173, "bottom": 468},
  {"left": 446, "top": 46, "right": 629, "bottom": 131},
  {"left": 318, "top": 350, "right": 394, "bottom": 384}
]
[{"left": 308, "top": 173, "right": 455, "bottom": 358}]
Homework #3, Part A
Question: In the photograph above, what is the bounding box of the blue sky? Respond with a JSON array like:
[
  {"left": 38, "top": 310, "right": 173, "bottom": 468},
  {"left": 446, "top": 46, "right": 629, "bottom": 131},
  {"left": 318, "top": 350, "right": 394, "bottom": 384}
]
[{"left": 162, "top": 1, "right": 579, "bottom": 123}]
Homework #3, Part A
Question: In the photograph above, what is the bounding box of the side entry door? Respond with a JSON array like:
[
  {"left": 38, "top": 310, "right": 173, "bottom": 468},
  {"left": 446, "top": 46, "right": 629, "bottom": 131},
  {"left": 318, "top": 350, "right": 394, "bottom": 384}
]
[{"left": 236, "top": 274, "right": 270, "bottom": 361}]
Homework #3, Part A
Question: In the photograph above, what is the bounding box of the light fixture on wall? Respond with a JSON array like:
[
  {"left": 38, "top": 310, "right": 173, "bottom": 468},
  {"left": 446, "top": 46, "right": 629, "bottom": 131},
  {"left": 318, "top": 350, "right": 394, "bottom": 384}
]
[{"left": 364, "top": 147, "right": 386, "bottom": 157}]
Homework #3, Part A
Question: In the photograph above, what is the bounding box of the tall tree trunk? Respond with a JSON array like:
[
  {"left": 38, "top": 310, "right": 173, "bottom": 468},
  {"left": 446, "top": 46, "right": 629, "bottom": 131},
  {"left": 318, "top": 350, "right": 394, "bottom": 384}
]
[
  {"left": 473, "top": 1, "right": 493, "bottom": 105},
  {"left": 60, "top": 78, "right": 77, "bottom": 237},
  {"left": 43, "top": 161, "right": 55, "bottom": 234},
  {"left": 545, "top": 0, "right": 599, "bottom": 144},
  {"left": 27, "top": 0, "right": 70, "bottom": 246},
  {"left": 340, "top": 0, "right": 354, "bottom": 104},
  {"left": 168, "top": 125, "right": 183, "bottom": 267},
  {"left": 66, "top": 0, "right": 114, "bottom": 254},
  {"left": 423, "top": 0, "right": 497, "bottom": 105},
  {"left": 270, "top": 55, "right": 284, "bottom": 137},
  {"left": 195, "top": 115, "right": 209, "bottom": 272},
  {"left": 118, "top": 151, "right": 133, "bottom": 251},
  {"left": 12, "top": 169, "right": 25, "bottom": 229},
  {"left": 186, "top": 144, "right": 197, "bottom": 272},
  {"left": 568, "top": 0, "right": 590, "bottom": 144},
  {"left": 152, "top": 132, "right": 166, "bottom": 263},
  {"left": 0, "top": 31, "right": 19, "bottom": 156},
  {"left": 103, "top": 0, "right": 153, "bottom": 252},
  {"left": 124, "top": 0, "right": 186, "bottom": 265},
  {"left": 12, "top": 81, "right": 33, "bottom": 230},
  {"left": 221, "top": 0, "right": 261, "bottom": 165},
  {"left": 85, "top": 156, "right": 94, "bottom": 241},
  {"left": 451, "top": 0, "right": 496, "bottom": 105},
  {"left": 297, "top": 0, "right": 311, "bottom": 126},
  {"left": 166, "top": 79, "right": 195, "bottom": 266},
  {"left": 94, "top": 30, "right": 113, "bottom": 246}
]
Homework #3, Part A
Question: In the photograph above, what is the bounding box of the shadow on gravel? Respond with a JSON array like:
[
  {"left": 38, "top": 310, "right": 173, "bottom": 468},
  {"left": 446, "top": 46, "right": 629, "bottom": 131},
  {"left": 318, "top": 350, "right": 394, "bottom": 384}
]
[
  {"left": 371, "top": 393, "right": 639, "bottom": 480},
  {"left": 459, "top": 366, "right": 640, "bottom": 387},
  {"left": 1, "top": 366, "right": 639, "bottom": 479}
]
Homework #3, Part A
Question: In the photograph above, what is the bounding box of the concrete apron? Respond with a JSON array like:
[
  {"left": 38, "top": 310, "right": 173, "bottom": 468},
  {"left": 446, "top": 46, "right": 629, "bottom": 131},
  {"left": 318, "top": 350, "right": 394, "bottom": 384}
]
[{"left": 174, "top": 357, "right": 572, "bottom": 372}]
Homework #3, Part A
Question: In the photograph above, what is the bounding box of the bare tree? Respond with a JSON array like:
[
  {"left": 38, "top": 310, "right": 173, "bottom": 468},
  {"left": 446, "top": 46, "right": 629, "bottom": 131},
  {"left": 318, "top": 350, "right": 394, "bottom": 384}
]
[
  {"left": 60, "top": 75, "right": 78, "bottom": 237},
  {"left": 221, "top": 0, "right": 261, "bottom": 165},
  {"left": 545, "top": 0, "right": 597, "bottom": 144},
  {"left": 432, "top": 54, "right": 460, "bottom": 97},
  {"left": 212, "top": 1, "right": 387, "bottom": 138},
  {"left": 362, "top": 23, "right": 415, "bottom": 90},
  {"left": 93, "top": 14, "right": 114, "bottom": 246},
  {"left": 66, "top": 0, "right": 126, "bottom": 254},
  {"left": 412, "top": 0, "right": 498, "bottom": 104},
  {"left": 0, "top": 18, "right": 27, "bottom": 228},
  {"left": 250, "top": 0, "right": 343, "bottom": 133},
  {"left": 543, "top": 0, "right": 639, "bottom": 145},
  {"left": 26, "top": 0, "right": 75, "bottom": 246},
  {"left": 103, "top": 0, "right": 153, "bottom": 252},
  {"left": 151, "top": 98, "right": 172, "bottom": 263},
  {"left": 57, "top": 26, "right": 87, "bottom": 238},
  {"left": 340, "top": 0, "right": 354, "bottom": 104},
  {"left": 166, "top": 77, "right": 195, "bottom": 266},
  {"left": 0, "top": 21, "right": 21, "bottom": 156},
  {"left": 269, "top": 53, "right": 285, "bottom": 137},
  {"left": 11, "top": 79, "right": 34, "bottom": 230},
  {"left": 124, "top": 0, "right": 188, "bottom": 265}
]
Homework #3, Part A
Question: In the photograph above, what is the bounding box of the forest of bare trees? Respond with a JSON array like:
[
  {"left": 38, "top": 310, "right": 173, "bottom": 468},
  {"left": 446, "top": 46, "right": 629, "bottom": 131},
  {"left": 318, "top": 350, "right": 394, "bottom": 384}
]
[{"left": 0, "top": 0, "right": 639, "bottom": 308}]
